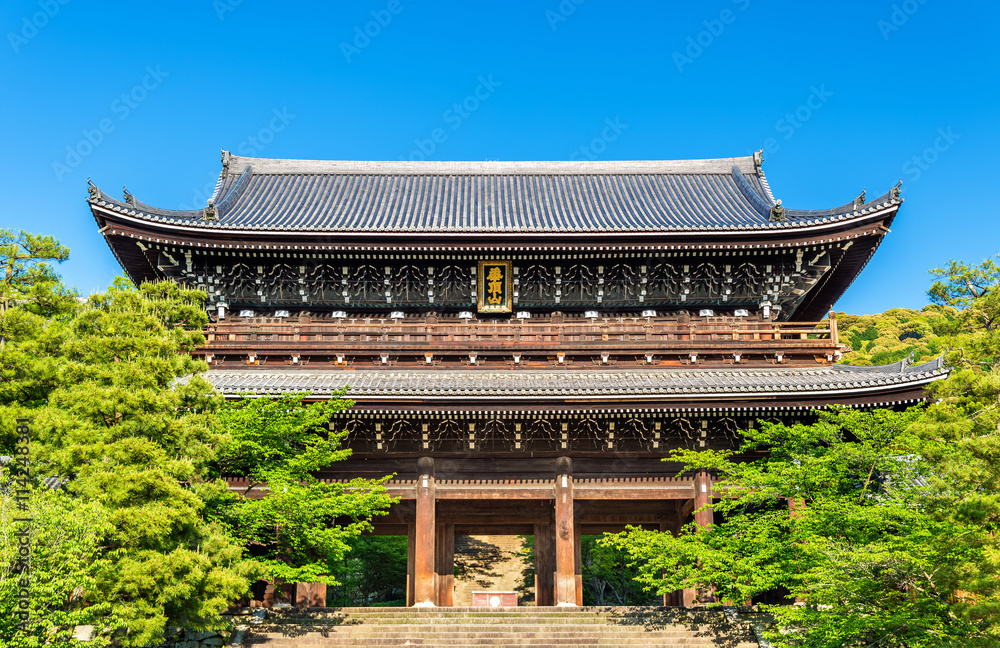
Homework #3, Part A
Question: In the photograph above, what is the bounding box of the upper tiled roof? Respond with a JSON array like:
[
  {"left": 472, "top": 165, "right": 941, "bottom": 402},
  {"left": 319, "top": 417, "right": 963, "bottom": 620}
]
[
  {"left": 87, "top": 152, "right": 902, "bottom": 235},
  {"left": 196, "top": 357, "right": 945, "bottom": 400}
]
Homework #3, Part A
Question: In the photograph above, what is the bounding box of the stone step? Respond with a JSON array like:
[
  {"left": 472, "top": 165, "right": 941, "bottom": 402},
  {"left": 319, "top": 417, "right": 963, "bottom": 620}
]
[
  {"left": 276, "top": 606, "right": 723, "bottom": 613},
  {"left": 254, "top": 621, "right": 747, "bottom": 630},
  {"left": 243, "top": 637, "right": 759, "bottom": 648},
  {"left": 250, "top": 629, "right": 748, "bottom": 638},
  {"left": 263, "top": 611, "right": 728, "bottom": 620},
  {"left": 247, "top": 645, "right": 756, "bottom": 648},
  {"left": 242, "top": 631, "right": 758, "bottom": 646},
  {"left": 261, "top": 617, "right": 726, "bottom": 625},
  {"left": 243, "top": 636, "right": 758, "bottom": 648},
  {"left": 235, "top": 607, "right": 762, "bottom": 648}
]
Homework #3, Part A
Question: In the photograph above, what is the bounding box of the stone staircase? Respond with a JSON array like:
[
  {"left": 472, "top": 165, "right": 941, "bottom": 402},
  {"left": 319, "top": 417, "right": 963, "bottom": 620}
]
[{"left": 234, "top": 607, "right": 763, "bottom": 647}]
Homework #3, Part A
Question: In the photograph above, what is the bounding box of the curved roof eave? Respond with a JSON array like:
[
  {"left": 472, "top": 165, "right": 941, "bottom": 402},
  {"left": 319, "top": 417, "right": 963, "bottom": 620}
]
[
  {"left": 190, "top": 357, "right": 948, "bottom": 402},
  {"left": 85, "top": 153, "right": 903, "bottom": 237}
]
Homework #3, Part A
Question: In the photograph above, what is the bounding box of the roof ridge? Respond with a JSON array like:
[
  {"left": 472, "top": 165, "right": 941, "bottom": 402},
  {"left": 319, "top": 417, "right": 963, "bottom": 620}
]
[{"left": 222, "top": 154, "right": 760, "bottom": 176}]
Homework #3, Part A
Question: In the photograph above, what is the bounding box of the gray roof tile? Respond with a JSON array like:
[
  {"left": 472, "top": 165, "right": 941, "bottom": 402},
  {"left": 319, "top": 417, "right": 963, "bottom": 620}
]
[
  {"left": 196, "top": 358, "right": 945, "bottom": 400},
  {"left": 88, "top": 154, "right": 901, "bottom": 235}
]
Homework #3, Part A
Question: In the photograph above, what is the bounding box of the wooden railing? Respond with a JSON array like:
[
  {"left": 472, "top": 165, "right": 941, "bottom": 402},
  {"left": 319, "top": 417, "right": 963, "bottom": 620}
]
[{"left": 202, "top": 314, "right": 840, "bottom": 358}]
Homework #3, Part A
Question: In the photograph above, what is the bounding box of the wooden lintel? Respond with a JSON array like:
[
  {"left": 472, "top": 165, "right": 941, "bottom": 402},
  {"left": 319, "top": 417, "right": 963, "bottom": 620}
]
[
  {"left": 381, "top": 481, "right": 696, "bottom": 500},
  {"left": 229, "top": 478, "right": 702, "bottom": 502}
]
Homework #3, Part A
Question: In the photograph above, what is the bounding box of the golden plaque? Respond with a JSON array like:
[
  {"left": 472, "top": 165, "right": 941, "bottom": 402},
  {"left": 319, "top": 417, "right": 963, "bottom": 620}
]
[{"left": 477, "top": 260, "right": 512, "bottom": 314}]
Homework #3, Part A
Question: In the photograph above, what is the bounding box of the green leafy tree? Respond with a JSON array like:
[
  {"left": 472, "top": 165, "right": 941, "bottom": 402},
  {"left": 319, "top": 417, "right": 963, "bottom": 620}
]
[
  {"left": 0, "top": 273, "right": 258, "bottom": 647},
  {"left": 836, "top": 306, "right": 955, "bottom": 367},
  {"left": 215, "top": 393, "right": 395, "bottom": 586},
  {"left": 0, "top": 486, "right": 122, "bottom": 648},
  {"left": 0, "top": 229, "right": 75, "bottom": 318},
  {"left": 609, "top": 407, "right": 996, "bottom": 647},
  {"left": 0, "top": 230, "right": 78, "bottom": 453},
  {"left": 579, "top": 536, "right": 658, "bottom": 606},
  {"left": 907, "top": 256, "right": 1000, "bottom": 631},
  {"left": 327, "top": 536, "right": 408, "bottom": 606},
  {"left": 610, "top": 255, "right": 1000, "bottom": 646}
]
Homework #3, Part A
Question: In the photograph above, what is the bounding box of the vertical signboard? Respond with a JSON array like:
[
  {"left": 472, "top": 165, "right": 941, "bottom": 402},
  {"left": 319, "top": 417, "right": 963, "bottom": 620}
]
[{"left": 477, "top": 260, "right": 512, "bottom": 314}]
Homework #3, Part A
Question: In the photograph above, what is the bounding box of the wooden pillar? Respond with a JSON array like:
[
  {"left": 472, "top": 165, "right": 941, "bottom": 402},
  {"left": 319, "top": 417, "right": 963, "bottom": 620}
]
[
  {"left": 787, "top": 496, "right": 804, "bottom": 518},
  {"left": 295, "top": 582, "right": 326, "bottom": 607},
  {"left": 573, "top": 520, "right": 583, "bottom": 606},
  {"left": 689, "top": 468, "right": 716, "bottom": 606},
  {"left": 435, "top": 521, "right": 454, "bottom": 607},
  {"left": 694, "top": 468, "right": 713, "bottom": 530},
  {"left": 414, "top": 457, "right": 436, "bottom": 607},
  {"left": 534, "top": 520, "right": 555, "bottom": 606},
  {"left": 294, "top": 582, "right": 310, "bottom": 608},
  {"left": 554, "top": 456, "right": 576, "bottom": 606},
  {"left": 406, "top": 523, "right": 415, "bottom": 607}
]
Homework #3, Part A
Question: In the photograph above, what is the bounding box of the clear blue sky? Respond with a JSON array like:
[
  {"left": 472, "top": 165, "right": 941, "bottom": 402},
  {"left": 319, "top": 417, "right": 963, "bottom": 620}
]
[{"left": 2, "top": 0, "right": 996, "bottom": 315}]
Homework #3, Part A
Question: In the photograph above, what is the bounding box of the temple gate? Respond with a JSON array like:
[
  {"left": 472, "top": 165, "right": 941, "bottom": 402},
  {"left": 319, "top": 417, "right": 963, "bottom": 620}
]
[{"left": 88, "top": 152, "right": 944, "bottom": 606}]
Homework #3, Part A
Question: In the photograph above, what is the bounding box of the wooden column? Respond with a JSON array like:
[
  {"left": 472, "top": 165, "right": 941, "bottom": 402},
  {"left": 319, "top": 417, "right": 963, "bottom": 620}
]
[
  {"left": 554, "top": 456, "right": 577, "bottom": 606},
  {"left": 413, "top": 457, "right": 436, "bottom": 607},
  {"left": 573, "top": 520, "right": 583, "bottom": 606},
  {"left": 787, "top": 496, "right": 804, "bottom": 518},
  {"left": 691, "top": 468, "right": 716, "bottom": 606},
  {"left": 534, "top": 520, "right": 555, "bottom": 606},
  {"left": 295, "top": 582, "right": 326, "bottom": 607},
  {"left": 435, "top": 521, "right": 454, "bottom": 607},
  {"left": 693, "top": 468, "right": 713, "bottom": 530},
  {"left": 406, "top": 523, "right": 415, "bottom": 607}
]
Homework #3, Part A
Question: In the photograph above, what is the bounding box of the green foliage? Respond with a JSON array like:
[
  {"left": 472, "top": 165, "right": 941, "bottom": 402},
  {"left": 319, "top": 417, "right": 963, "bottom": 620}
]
[
  {"left": 579, "top": 536, "right": 658, "bottom": 606},
  {"left": 327, "top": 536, "right": 408, "bottom": 606},
  {"left": 0, "top": 486, "right": 121, "bottom": 648},
  {"left": 214, "top": 393, "right": 352, "bottom": 486},
  {"left": 0, "top": 231, "right": 78, "bottom": 453},
  {"left": 215, "top": 394, "right": 395, "bottom": 585},
  {"left": 609, "top": 408, "right": 997, "bottom": 647},
  {"left": 0, "top": 229, "right": 75, "bottom": 317},
  {"left": 928, "top": 256, "right": 1000, "bottom": 312},
  {"left": 0, "top": 231, "right": 400, "bottom": 643},
  {"left": 517, "top": 534, "right": 657, "bottom": 606},
  {"left": 610, "top": 254, "right": 1000, "bottom": 646},
  {"left": 0, "top": 264, "right": 258, "bottom": 647},
  {"left": 836, "top": 305, "right": 956, "bottom": 367}
]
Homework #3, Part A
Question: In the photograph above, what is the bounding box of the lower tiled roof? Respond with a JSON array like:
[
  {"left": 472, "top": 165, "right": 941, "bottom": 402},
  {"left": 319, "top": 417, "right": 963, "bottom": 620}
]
[{"left": 198, "top": 358, "right": 945, "bottom": 400}]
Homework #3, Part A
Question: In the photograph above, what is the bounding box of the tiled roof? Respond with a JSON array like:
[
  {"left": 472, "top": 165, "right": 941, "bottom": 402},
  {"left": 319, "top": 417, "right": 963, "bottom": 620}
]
[
  {"left": 197, "top": 357, "right": 945, "bottom": 400},
  {"left": 87, "top": 153, "right": 901, "bottom": 235}
]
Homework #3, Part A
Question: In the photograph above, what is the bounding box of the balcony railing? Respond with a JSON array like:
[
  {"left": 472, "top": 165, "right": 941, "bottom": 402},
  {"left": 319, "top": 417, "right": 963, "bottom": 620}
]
[{"left": 200, "top": 313, "right": 842, "bottom": 366}]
